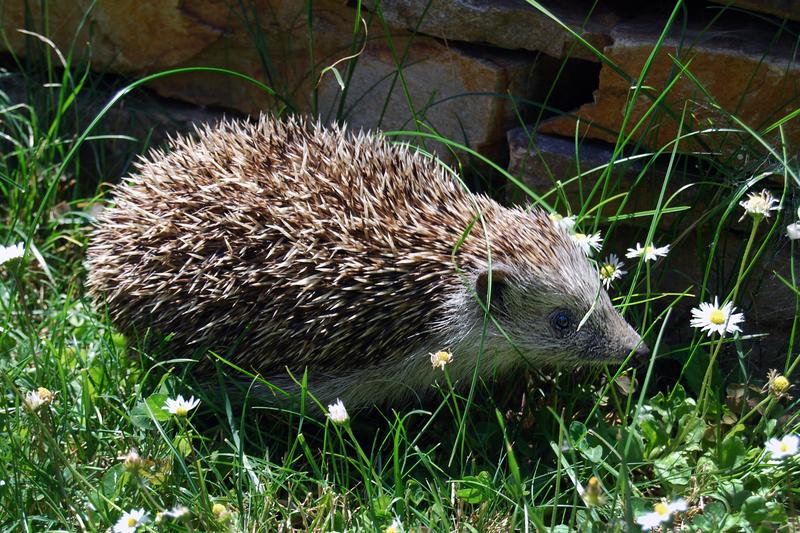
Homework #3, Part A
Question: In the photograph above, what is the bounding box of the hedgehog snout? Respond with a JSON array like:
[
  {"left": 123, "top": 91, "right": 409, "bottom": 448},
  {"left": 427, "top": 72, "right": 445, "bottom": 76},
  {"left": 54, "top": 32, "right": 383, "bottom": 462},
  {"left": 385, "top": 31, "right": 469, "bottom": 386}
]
[
  {"left": 619, "top": 325, "right": 649, "bottom": 363},
  {"left": 633, "top": 343, "right": 650, "bottom": 363},
  {"left": 605, "top": 310, "right": 649, "bottom": 363}
]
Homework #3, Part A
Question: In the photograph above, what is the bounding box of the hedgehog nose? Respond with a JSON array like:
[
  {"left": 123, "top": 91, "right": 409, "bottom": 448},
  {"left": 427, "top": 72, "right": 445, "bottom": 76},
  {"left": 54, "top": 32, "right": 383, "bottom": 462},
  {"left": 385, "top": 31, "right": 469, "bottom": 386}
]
[{"left": 633, "top": 343, "right": 650, "bottom": 364}]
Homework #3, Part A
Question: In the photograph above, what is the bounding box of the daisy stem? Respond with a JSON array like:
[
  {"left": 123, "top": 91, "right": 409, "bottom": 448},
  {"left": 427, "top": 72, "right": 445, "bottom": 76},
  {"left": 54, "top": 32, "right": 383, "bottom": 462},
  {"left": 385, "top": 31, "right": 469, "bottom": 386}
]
[
  {"left": 698, "top": 336, "right": 725, "bottom": 417},
  {"left": 737, "top": 395, "right": 773, "bottom": 428},
  {"left": 697, "top": 218, "right": 760, "bottom": 417},
  {"left": 729, "top": 217, "right": 760, "bottom": 305},
  {"left": 443, "top": 369, "right": 462, "bottom": 425},
  {"left": 644, "top": 262, "right": 651, "bottom": 329},
  {"left": 136, "top": 475, "right": 161, "bottom": 510},
  {"left": 344, "top": 424, "right": 383, "bottom": 497}
]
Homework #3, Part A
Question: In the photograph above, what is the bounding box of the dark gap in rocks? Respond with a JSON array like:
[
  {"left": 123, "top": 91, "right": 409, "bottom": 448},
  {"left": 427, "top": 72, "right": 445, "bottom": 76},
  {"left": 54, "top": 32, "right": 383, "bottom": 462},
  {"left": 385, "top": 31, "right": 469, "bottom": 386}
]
[{"left": 533, "top": 55, "right": 601, "bottom": 121}]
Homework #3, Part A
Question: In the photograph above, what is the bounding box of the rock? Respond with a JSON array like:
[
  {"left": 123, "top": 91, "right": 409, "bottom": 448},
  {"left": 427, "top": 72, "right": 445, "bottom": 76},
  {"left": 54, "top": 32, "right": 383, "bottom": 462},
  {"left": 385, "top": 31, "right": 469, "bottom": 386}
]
[
  {"left": 316, "top": 37, "right": 544, "bottom": 159},
  {"left": 364, "top": 0, "right": 618, "bottom": 62},
  {"left": 538, "top": 17, "right": 800, "bottom": 153},
  {"left": 0, "top": 0, "right": 338, "bottom": 113},
  {"left": 0, "top": 0, "right": 226, "bottom": 73},
  {"left": 506, "top": 128, "right": 644, "bottom": 204},
  {"left": 709, "top": 0, "right": 800, "bottom": 22},
  {"left": 0, "top": 0, "right": 543, "bottom": 160}
]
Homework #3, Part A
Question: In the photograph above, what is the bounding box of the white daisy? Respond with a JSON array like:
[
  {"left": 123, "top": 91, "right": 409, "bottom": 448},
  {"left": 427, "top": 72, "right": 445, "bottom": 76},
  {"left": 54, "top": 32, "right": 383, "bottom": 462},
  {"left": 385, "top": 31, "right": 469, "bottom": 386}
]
[
  {"left": 598, "top": 254, "right": 626, "bottom": 288},
  {"left": 120, "top": 448, "right": 144, "bottom": 472},
  {"left": 635, "top": 499, "right": 687, "bottom": 530},
  {"left": 0, "top": 242, "right": 24, "bottom": 266},
  {"left": 766, "top": 369, "right": 792, "bottom": 398},
  {"left": 787, "top": 221, "right": 800, "bottom": 240},
  {"left": 766, "top": 435, "right": 799, "bottom": 460},
  {"left": 24, "top": 387, "right": 54, "bottom": 412},
  {"left": 113, "top": 508, "right": 148, "bottom": 533},
  {"left": 739, "top": 189, "right": 779, "bottom": 220},
  {"left": 625, "top": 242, "right": 670, "bottom": 262},
  {"left": 690, "top": 297, "right": 744, "bottom": 337},
  {"left": 430, "top": 350, "right": 453, "bottom": 370},
  {"left": 163, "top": 395, "right": 200, "bottom": 417},
  {"left": 327, "top": 398, "right": 349, "bottom": 425},
  {"left": 570, "top": 232, "right": 603, "bottom": 256},
  {"left": 548, "top": 213, "right": 576, "bottom": 232}
]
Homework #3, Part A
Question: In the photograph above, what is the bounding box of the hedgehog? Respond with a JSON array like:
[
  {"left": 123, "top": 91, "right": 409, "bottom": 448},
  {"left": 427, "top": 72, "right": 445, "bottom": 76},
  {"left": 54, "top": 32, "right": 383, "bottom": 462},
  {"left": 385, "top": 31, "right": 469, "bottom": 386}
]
[{"left": 86, "top": 115, "right": 648, "bottom": 409}]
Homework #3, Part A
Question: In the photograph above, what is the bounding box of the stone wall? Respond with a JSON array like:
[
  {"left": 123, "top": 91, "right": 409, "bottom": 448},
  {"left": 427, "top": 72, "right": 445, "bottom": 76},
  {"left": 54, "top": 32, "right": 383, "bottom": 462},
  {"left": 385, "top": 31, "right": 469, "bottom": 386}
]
[
  {"left": 3, "top": 1, "right": 797, "bottom": 158},
  {"left": 1, "top": 0, "right": 799, "bottom": 365}
]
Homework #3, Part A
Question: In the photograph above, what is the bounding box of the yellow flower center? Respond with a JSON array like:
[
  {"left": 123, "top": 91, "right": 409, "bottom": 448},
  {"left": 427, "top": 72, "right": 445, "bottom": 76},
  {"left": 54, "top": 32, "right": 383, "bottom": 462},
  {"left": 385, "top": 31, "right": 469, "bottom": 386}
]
[
  {"left": 644, "top": 245, "right": 655, "bottom": 254},
  {"left": 600, "top": 264, "right": 615, "bottom": 278},
  {"left": 654, "top": 502, "right": 669, "bottom": 516},
  {"left": 37, "top": 387, "right": 54, "bottom": 403},
  {"left": 781, "top": 442, "right": 789, "bottom": 452},
  {"left": 385, "top": 527, "right": 398, "bottom": 533},
  {"left": 582, "top": 476, "right": 604, "bottom": 506},
  {"left": 212, "top": 503, "right": 226, "bottom": 517},
  {"left": 748, "top": 197, "right": 768, "bottom": 211},
  {"left": 175, "top": 406, "right": 188, "bottom": 416},
  {"left": 773, "top": 376, "right": 790, "bottom": 392},
  {"left": 709, "top": 309, "right": 726, "bottom": 325},
  {"left": 127, "top": 517, "right": 137, "bottom": 527},
  {"left": 432, "top": 350, "right": 452, "bottom": 368},
  {"left": 575, "top": 232, "right": 586, "bottom": 240}
]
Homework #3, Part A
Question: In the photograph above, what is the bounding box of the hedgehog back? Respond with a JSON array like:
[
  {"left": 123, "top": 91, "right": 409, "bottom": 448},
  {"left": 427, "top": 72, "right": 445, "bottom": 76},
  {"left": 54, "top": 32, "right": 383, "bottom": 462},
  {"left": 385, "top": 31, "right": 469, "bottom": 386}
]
[{"left": 87, "top": 116, "right": 482, "bottom": 375}]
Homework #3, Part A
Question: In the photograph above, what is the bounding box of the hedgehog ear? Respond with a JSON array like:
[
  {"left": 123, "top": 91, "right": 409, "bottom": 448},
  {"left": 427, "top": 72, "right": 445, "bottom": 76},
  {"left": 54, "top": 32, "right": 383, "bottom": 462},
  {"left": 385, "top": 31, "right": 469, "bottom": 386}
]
[{"left": 475, "top": 263, "right": 514, "bottom": 310}]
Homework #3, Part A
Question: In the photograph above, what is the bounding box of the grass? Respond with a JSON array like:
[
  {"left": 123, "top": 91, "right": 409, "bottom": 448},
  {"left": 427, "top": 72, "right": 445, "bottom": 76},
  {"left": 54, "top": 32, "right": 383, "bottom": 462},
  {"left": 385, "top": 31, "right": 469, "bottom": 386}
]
[{"left": 2, "top": 1, "right": 800, "bottom": 531}]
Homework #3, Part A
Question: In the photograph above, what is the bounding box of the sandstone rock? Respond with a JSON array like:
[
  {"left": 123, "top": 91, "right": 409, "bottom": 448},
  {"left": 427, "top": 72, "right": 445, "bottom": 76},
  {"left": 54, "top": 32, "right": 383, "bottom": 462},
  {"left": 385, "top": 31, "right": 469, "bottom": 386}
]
[
  {"left": 506, "top": 128, "right": 644, "bottom": 204},
  {"left": 0, "top": 0, "right": 226, "bottom": 73},
  {"left": 0, "top": 0, "right": 326, "bottom": 113},
  {"left": 316, "top": 37, "right": 543, "bottom": 159},
  {"left": 0, "top": 0, "right": 542, "bottom": 160},
  {"left": 538, "top": 18, "right": 800, "bottom": 153},
  {"left": 364, "top": 0, "right": 618, "bottom": 62},
  {"left": 709, "top": 0, "right": 800, "bottom": 22}
]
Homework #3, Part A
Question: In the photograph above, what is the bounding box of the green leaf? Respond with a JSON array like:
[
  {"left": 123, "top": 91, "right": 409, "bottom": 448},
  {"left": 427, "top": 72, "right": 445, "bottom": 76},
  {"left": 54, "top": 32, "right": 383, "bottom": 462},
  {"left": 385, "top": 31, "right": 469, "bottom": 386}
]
[
  {"left": 130, "top": 393, "right": 170, "bottom": 428},
  {"left": 583, "top": 445, "right": 603, "bottom": 463},
  {"left": 653, "top": 452, "right": 691, "bottom": 488},
  {"left": 457, "top": 472, "right": 492, "bottom": 504},
  {"left": 742, "top": 495, "right": 768, "bottom": 524},
  {"left": 569, "top": 421, "right": 588, "bottom": 446},
  {"left": 718, "top": 435, "right": 746, "bottom": 470},
  {"left": 406, "top": 479, "right": 425, "bottom": 506},
  {"left": 639, "top": 416, "right": 667, "bottom": 457},
  {"left": 715, "top": 479, "right": 747, "bottom": 510},
  {"left": 371, "top": 495, "right": 393, "bottom": 520},
  {"left": 100, "top": 464, "right": 124, "bottom": 498}
]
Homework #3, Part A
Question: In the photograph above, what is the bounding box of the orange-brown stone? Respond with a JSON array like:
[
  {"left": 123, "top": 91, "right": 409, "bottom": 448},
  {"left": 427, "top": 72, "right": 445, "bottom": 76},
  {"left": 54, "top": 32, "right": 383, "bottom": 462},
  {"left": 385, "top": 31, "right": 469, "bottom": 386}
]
[{"left": 539, "top": 18, "right": 800, "bottom": 154}]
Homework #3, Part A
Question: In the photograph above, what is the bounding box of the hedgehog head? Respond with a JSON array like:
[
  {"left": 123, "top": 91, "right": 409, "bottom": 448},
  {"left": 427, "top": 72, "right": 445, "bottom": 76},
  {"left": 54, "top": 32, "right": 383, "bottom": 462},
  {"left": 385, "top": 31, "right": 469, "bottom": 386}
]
[{"left": 454, "top": 207, "right": 647, "bottom": 370}]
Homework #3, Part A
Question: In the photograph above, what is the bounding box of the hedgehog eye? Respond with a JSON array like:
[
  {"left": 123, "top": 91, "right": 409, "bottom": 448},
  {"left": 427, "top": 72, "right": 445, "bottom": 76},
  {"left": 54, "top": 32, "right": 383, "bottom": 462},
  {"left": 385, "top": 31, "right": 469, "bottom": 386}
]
[{"left": 550, "top": 310, "right": 574, "bottom": 336}]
